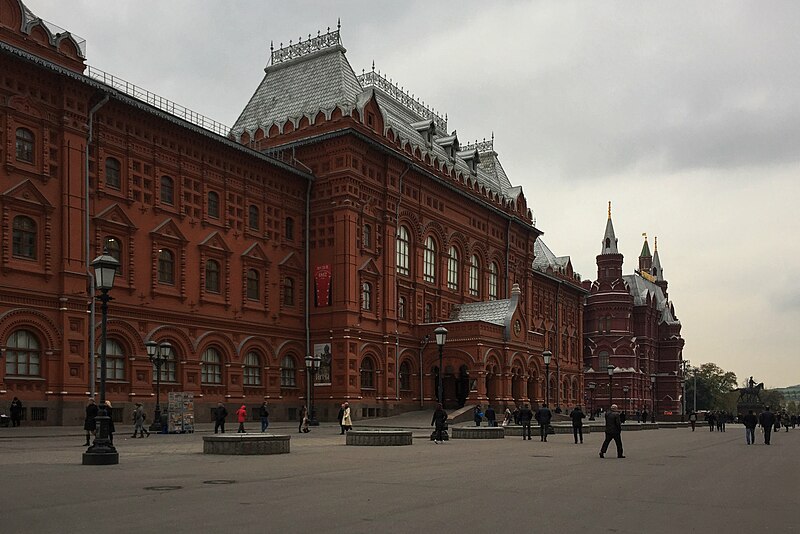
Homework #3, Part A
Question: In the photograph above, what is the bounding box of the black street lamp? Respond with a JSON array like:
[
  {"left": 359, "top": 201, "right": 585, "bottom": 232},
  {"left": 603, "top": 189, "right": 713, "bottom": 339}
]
[
  {"left": 543, "top": 350, "right": 552, "bottom": 407},
  {"left": 434, "top": 326, "right": 447, "bottom": 406},
  {"left": 145, "top": 341, "right": 172, "bottom": 433},
  {"left": 650, "top": 373, "right": 657, "bottom": 423},
  {"left": 83, "top": 249, "right": 120, "bottom": 465},
  {"left": 588, "top": 382, "right": 596, "bottom": 420},
  {"left": 622, "top": 385, "right": 630, "bottom": 415},
  {"left": 305, "top": 355, "right": 321, "bottom": 425},
  {"left": 607, "top": 364, "right": 614, "bottom": 410}
]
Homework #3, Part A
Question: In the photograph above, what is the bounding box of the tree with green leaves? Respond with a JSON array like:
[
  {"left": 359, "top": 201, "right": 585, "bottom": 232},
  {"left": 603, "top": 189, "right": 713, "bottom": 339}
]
[{"left": 684, "top": 363, "right": 738, "bottom": 411}]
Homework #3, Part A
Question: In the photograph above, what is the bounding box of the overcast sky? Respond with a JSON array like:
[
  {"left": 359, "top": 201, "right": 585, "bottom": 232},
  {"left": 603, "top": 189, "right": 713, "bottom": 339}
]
[{"left": 25, "top": 1, "right": 800, "bottom": 388}]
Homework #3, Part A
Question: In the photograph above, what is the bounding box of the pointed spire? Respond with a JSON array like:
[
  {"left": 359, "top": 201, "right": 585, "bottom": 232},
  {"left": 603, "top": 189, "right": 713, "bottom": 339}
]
[
  {"left": 652, "top": 237, "right": 664, "bottom": 281},
  {"left": 640, "top": 233, "right": 651, "bottom": 258},
  {"left": 601, "top": 202, "right": 619, "bottom": 254}
]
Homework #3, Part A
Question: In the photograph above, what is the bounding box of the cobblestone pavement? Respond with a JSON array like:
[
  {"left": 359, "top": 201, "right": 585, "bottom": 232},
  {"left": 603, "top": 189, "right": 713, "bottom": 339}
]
[{"left": 0, "top": 420, "right": 797, "bottom": 533}]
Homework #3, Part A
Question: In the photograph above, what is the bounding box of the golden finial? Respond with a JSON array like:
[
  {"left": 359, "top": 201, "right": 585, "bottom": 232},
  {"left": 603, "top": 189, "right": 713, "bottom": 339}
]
[
  {"left": 654, "top": 236, "right": 658, "bottom": 252},
  {"left": 607, "top": 201, "right": 611, "bottom": 219},
  {"left": 642, "top": 232, "right": 647, "bottom": 240}
]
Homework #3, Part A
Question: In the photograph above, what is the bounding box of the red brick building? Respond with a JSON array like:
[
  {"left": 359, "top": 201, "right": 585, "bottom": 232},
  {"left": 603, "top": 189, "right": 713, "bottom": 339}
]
[
  {"left": 0, "top": 0, "right": 585, "bottom": 424},
  {"left": 582, "top": 205, "right": 685, "bottom": 418}
]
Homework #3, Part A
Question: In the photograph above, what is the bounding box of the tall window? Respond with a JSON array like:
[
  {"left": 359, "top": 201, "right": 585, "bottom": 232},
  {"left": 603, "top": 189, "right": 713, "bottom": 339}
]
[
  {"left": 105, "top": 157, "right": 121, "bottom": 189},
  {"left": 248, "top": 205, "right": 260, "bottom": 230},
  {"left": 5, "top": 330, "right": 40, "bottom": 376},
  {"left": 283, "top": 277, "right": 295, "bottom": 306},
  {"left": 105, "top": 237, "right": 122, "bottom": 274},
  {"left": 96, "top": 339, "right": 125, "bottom": 380},
  {"left": 208, "top": 191, "right": 219, "bottom": 219},
  {"left": 423, "top": 236, "right": 436, "bottom": 283},
  {"left": 201, "top": 347, "right": 222, "bottom": 384},
  {"left": 160, "top": 176, "right": 174, "bottom": 205},
  {"left": 243, "top": 351, "right": 261, "bottom": 386},
  {"left": 361, "top": 282, "right": 372, "bottom": 311},
  {"left": 399, "top": 360, "right": 411, "bottom": 391},
  {"left": 363, "top": 224, "right": 372, "bottom": 248},
  {"left": 398, "top": 296, "right": 406, "bottom": 320},
  {"left": 424, "top": 303, "right": 432, "bottom": 323},
  {"left": 285, "top": 217, "right": 294, "bottom": 240},
  {"left": 155, "top": 345, "right": 177, "bottom": 382},
  {"left": 447, "top": 246, "right": 459, "bottom": 290},
  {"left": 396, "top": 226, "right": 410, "bottom": 276},
  {"left": 360, "top": 358, "right": 375, "bottom": 389},
  {"left": 281, "top": 355, "right": 296, "bottom": 387},
  {"left": 15, "top": 127, "right": 34, "bottom": 163},
  {"left": 12, "top": 216, "right": 37, "bottom": 259},
  {"left": 599, "top": 351, "right": 610, "bottom": 370},
  {"left": 157, "top": 249, "right": 174, "bottom": 284},
  {"left": 205, "top": 260, "right": 220, "bottom": 293},
  {"left": 246, "top": 269, "right": 260, "bottom": 300},
  {"left": 469, "top": 255, "right": 480, "bottom": 296},
  {"left": 488, "top": 261, "right": 498, "bottom": 300}
]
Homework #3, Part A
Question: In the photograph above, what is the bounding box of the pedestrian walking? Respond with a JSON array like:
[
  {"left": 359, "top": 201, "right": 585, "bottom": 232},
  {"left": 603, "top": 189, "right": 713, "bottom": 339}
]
[
  {"left": 83, "top": 397, "right": 98, "bottom": 446},
  {"left": 688, "top": 411, "right": 697, "bottom": 431},
  {"left": 236, "top": 404, "right": 247, "bottom": 433},
  {"left": 341, "top": 402, "right": 352, "bottom": 432},
  {"left": 599, "top": 404, "right": 625, "bottom": 458},
  {"left": 570, "top": 405, "right": 586, "bottom": 444},
  {"left": 519, "top": 403, "right": 533, "bottom": 440},
  {"left": 299, "top": 405, "right": 308, "bottom": 433},
  {"left": 9, "top": 397, "right": 23, "bottom": 427},
  {"left": 536, "top": 403, "right": 552, "bottom": 442},
  {"left": 431, "top": 403, "right": 448, "bottom": 444},
  {"left": 707, "top": 411, "right": 715, "bottom": 431},
  {"left": 759, "top": 406, "right": 775, "bottom": 445},
  {"left": 337, "top": 403, "right": 346, "bottom": 434},
  {"left": 742, "top": 409, "right": 758, "bottom": 445},
  {"left": 513, "top": 404, "right": 521, "bottom": 425},
  {"left": 131, "top": 402, "right": 150, "bottom": 438},
  {"left": 503, "top": 406, "right": 513, "bottom": 427},
  {"left": 259, "top": 402, "right": 270, "bottom": 432},
  {"left": 105, "top": 401, "right": 115, "bottom": 444},
  {"left": 485, "top": 405, "right": 497, "bottom": 427},
  {"left": 641, "top": 408, "right": 648, "bottom": 424},
  {"left": 213, "top": 402, "right": 228, "bottom": 434},
  {"left": 635, "top": 410, "right": 641, "bottom": 423},
  {"left": 473, "top": 404, "right": 483, "bottom": 426}
]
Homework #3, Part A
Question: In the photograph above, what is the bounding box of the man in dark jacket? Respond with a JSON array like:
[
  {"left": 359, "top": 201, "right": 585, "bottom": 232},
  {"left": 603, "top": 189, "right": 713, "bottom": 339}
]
[
  {"left": 536, "top": 403, "right": 552, "bottom": 442},
  {"left": 570, "top": 405, "right": 586, "bottom": 444},
  {"left": 759, "top": 406, "right": 775, "bottom": 445},
  {"left": 485, "top": 405, "right": 497, "bottom": 427},
  {"left": 213, "top": 402, "right": 228, "bottom": 434},
  {"left": 337, "top": 403, "right": 346, "bottom": 435},
  {"left": 9, "top": 397, "right": 23, "bottom": 427},
  {"left": 431, "top": 403, "right": 448, "bottom": 444},
  {"left": 259, "top": 402, "right": 270, "bottom": 432},
  {"left": 742, "top": 409, "right": 758, "bottom": 445},
  {"left": 519, "top": 403, "right": 533, "bottom": 440},
  {"left": 599, "top": 404, "right": 624, "bottom": 458}
]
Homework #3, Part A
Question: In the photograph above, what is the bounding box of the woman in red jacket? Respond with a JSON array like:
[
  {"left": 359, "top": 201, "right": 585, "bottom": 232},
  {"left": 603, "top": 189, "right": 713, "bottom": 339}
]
[{"left": 236, "top": 404, "right": 247, "bottom": 433}]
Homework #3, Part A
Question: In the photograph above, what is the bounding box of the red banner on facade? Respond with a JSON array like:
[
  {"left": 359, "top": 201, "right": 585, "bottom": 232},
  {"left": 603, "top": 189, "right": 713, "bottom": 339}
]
[{"left": 314, "top": 264, "right": 332, "bottom": 307}]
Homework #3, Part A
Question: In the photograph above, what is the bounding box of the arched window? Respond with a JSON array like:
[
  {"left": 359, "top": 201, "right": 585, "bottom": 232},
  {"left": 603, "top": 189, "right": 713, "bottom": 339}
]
[
  {"left": 599, "top": 351, "right": 610, "bottom": 370},
  {"left": 281, "top": 355, "right": 296, "bottom": 387},
  {"left": 12, "top": 216, "right": 37, "bottom": 259},
  {"left": 363, "top": 224, "right": 372, "bottom": 249},
  {"left": 360, "top": 357, "right": 375, "bottom": 389},
  {"left": 155, "top": 344, "right": 177, "bottom": 382},
  {"left": 447, "top": 246, "right": 459, "bottom": 290},
  {"left": 205, "top": 260, "right": 220, "bottom": 293},
  {"left": 207, "top": 191, "right": 219, "bottom": 219},
  {"left": 398, "top": 296, "right": 406, "bottom": 320},
  {"left": 423, "top": 236, "right": 436, "bottom": 283},
  {"left": 488, "top": 261, "right": 498, "bottom": 300},
  {"left": 361, "top": 282, "right": 372, "bottom": 311},
  {"left": 15, "top": 127, "right": 34, "bottom": 163},
  {"left": 96, "top": 339, "right": 125, "bottom": 380},
  {"left": 105, "top": 157, "right": 121, "bottom": 189},
  {"left": 201, "top": 347, "right": 222, "bottom": 384},
  {"left": 399, "top": 360, "right": 412, "bottom": 391},
  {"left": 5, "top": 329, "right": 40, "bottom": 376},
  {"left": 285, "top": 217, "right": 294, "bottom": 241},
  {"left": 396, "top": 226, "right": 410, "bottom": 276},
  {"left": 104, "top": 237, "right": 122, "bottom": 275},
  {"left": 562, "top": 380, "right": 569, "bottom": 402},
  {"left": 424, "top": 302, "right": 432, "bottom": 323},
  {"left": 248, "top": 205, "right": 260, "bottom": 230},
  {"left": 157, "top": 249, "right": 174, "bottom": 284},
  {"left": 243, "top": 351, "right": 261, "bottom": 386},
  {"left": 283, "top": 277, "right": 295, "bottom": 306},
  {"left": 469, "top": 255, "right": 480, "bottom": 296},
  {"left": 246, "top": 269, "right": 260, "bottom": 300},
  {"left": 160, "top": 176, "right": 174, "bottom": 205}
]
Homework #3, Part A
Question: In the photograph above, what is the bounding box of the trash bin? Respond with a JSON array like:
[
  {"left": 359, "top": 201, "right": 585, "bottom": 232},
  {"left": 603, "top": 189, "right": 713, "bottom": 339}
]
[{"left": 0, "top": 414, "right": 10, "bottom": 427}]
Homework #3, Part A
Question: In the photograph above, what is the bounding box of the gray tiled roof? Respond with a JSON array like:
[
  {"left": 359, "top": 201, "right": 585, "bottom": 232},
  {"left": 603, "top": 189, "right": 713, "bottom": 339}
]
[
  {"left": 449, "top": 299, "right": 512, "bottom": 326},
  {"left": 232, "top": 46, "right": 363, "bottom": 134},
  {"left": 533, "top": 237, "right": 571, "bottom": 273},
  {"left": 623, "top": 274, "right": 680, "bottom": 325}
]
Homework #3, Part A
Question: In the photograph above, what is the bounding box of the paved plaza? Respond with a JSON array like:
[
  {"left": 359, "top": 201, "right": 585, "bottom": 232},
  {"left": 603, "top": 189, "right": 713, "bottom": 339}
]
[{"left": 0, "top": 416, "right": 797, "bottom": 533}]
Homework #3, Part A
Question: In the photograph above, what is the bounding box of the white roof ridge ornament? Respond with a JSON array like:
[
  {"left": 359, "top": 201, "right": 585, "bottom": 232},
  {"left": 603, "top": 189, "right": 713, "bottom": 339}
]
[
  {"left": 270, "top": 23, "right": 342, "bottom": 66},
  {"left": 357, "top": 68, "right": 447, "bottom": 133}
]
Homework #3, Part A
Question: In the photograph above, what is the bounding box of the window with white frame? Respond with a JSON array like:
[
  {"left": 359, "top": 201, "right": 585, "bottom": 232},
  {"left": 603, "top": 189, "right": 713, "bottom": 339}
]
[
  {"left": 469, "top": 255, "right": 480, "bottom": 296},
  {"left": 201, "top": 347, "right": 222, "bottom": 384},
  {"left": 447, "top": 246, "right": 459, "bottom": 290},
  {"left": 488, "top": 261, "right": 498, "bottom": 300},
  {"left": 423, "top": 236, "right": 436, "bottom": 283},
  {"left": 281, "top": 355, "right": 296, "bottom": 387},
  {"left": 96, "top": 339, "right": 125, "bottom": 381},
  {"left": 5, "top": 329, "right": 40, "bottom": 376},
  {"left": 243, "top": 351, "right": 261, "bottom": 386},
  {"left": 396, "top": 226, "right": 410, "bottom": 276}
]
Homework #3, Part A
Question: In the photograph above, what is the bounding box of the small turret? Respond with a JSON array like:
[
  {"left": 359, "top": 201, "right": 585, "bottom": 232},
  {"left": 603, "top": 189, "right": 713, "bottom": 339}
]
[
  {"left": 597, "top": 202, "right": 623, "bottom": 282},
  {"left": 639, "top": 233, "right": 652, "bottom": 273}
]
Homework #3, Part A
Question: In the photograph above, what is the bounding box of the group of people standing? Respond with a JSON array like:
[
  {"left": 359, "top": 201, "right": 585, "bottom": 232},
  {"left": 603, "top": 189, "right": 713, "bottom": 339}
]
[
  {"left": 741, "top": 406, "right": 794, "bottom": 445},
  {"left": 212, "top": 401, "right": 270, "bottom": 434}
]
